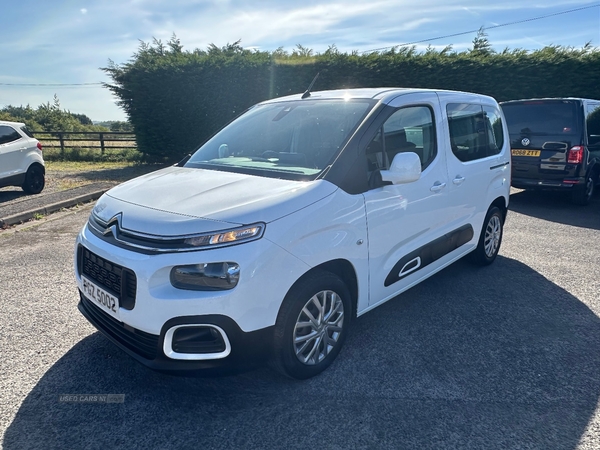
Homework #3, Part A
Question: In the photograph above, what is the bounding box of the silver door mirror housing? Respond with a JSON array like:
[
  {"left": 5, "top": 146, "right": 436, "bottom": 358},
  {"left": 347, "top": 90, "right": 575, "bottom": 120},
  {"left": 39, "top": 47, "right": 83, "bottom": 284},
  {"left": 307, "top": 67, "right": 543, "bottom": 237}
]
[{"left": 380, "top": 152, "right": 421, "bottom": 185}]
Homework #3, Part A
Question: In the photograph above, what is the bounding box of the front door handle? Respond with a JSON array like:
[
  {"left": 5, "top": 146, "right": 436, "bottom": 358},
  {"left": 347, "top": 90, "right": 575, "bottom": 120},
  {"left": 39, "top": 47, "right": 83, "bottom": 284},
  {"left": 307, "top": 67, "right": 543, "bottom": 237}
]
[
  {"left": 453, "top": 176, "right": 465, "bottom": 185},
  {"left": 430, "top": 182, "right": 447, "bottom": 192}
]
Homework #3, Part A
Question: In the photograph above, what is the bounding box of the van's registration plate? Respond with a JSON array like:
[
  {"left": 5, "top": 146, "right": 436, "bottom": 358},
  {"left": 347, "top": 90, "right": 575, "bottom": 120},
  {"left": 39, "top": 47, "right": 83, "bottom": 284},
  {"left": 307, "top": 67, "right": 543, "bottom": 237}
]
[
  {"left": 512, "top": 149, "right": 540, "bottom": 157},
  {"left": 82, "top": 275, "right": 120, "bottom": 320}
]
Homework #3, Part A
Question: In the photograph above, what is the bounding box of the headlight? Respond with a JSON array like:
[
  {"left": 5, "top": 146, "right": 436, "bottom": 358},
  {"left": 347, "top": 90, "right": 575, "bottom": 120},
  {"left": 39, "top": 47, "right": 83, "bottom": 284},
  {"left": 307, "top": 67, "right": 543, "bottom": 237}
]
[
  {"left": 183, "top": 224, "right": 265, "bottom": 249},
  {"left": 171, "top": 262, "right": 240, "bottom": 291}
]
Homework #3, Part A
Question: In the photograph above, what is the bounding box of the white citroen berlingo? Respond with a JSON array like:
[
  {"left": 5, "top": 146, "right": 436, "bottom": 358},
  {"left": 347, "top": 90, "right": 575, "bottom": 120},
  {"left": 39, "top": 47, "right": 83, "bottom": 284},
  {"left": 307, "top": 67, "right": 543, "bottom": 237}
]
[{"left": 75, "top": 88, "right": 510, "bottom": 379}]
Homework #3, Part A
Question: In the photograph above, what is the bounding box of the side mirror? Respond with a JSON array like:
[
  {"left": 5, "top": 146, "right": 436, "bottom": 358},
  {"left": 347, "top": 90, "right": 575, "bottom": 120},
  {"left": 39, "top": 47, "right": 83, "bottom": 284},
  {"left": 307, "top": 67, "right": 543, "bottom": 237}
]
[{"left": 380, "top": 152, "right": 421, "bottom": 185}]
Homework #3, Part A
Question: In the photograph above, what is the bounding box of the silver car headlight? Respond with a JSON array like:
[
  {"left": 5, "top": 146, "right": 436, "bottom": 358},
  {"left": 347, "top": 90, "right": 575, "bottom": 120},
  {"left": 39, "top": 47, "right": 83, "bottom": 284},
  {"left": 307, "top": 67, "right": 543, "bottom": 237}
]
[{"left": 183, "top": 223, "right": 265, "bottom": 249}]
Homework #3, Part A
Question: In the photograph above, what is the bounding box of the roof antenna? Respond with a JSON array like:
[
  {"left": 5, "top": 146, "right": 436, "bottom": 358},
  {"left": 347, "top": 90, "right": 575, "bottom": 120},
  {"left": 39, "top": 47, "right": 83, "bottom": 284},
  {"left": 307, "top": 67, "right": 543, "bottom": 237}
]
[{"left": 301, "top": 72, "right": 320, "bottom": 99}]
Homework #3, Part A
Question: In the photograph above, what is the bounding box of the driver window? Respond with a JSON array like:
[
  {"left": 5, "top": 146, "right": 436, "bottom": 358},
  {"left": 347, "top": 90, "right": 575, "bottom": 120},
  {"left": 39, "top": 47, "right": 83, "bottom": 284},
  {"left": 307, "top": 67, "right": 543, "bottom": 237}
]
[{"left": 366, "top": 105, "right": 436, "bottom": 175}]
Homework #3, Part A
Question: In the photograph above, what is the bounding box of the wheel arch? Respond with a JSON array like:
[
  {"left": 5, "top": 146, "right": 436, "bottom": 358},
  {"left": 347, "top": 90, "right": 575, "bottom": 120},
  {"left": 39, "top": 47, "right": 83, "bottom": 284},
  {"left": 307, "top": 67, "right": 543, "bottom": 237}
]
[
  {"left": 490, "top": 195, "right": 508, "bottom": 221},
  {"left": 283, "top": 259, "right": 359, "bottom": 320},
  {"left": 27, "top": 161, "right": 45, "bottom": 174},
  {"left": 587, "top": 160, "right": 600, "bottom": 184}
]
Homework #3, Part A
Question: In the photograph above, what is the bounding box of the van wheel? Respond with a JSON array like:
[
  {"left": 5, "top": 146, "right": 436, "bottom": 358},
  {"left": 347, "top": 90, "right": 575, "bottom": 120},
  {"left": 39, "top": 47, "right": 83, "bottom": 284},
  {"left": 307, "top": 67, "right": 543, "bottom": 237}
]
[
  {"left": 271, "top": 271, "right": 351, "bottom": 379},
  {"left": 21, "top": 165, "right": 45, "bottom": 194},
  {"left": 571, "top": 175, "right": 594, "bottom": 206},
  {"left": 470, "top": 206, "right": 503, "bottom": 266}
]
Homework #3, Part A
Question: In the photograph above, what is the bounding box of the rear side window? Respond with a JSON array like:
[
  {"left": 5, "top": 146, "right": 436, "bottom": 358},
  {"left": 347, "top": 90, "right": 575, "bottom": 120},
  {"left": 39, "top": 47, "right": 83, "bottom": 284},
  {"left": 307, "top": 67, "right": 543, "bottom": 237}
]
[
  {"left": 447, "top": 103, "right": 501, "bottom": 162},
  {"left": 586, "top": 103, "right": 600, "bottom": 148},
  {"left": 19, "top": 125, "right": 34, "bottom": 138},
  {"left": 502, "top": 101, "right": 579, "bottom": 136},
  {"left": 483, "top": 106, "right": 504, "bottom": 155},
  {"left": 0, "top": 126, "right": 21, "bottom": 145}
]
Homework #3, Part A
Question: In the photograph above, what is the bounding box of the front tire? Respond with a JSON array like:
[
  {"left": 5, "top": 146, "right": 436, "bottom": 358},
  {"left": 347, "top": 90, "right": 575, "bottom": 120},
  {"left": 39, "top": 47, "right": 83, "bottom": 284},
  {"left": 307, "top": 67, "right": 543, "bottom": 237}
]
[
  {"left": 271, "top": 271, "right": 351, "bottom": 379},
  {"left": 470, "top": 206, "right": 504, "bottom": 266},
  {"left": 21, "top": 164, "right": 45, "bottom": 194}
]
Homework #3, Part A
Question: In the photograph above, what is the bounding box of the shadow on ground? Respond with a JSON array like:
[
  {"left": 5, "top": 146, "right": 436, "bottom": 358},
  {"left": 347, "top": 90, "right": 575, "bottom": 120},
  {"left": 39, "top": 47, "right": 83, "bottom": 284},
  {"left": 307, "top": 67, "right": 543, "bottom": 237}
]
[
  {"left": 510, "top": 189, "right": 600, "bottom": 230},
  {"left": 0, "top": 190, "right": 27, "bottom": 203},
  {"left": 4, "top": 256, "right": 600, "bottom": 449}
]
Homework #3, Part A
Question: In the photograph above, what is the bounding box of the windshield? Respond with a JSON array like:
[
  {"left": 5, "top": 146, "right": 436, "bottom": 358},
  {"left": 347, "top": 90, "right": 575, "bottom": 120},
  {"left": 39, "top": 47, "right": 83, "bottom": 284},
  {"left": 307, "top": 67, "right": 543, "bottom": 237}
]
[
  {"left": 502, "top": 100, "right": 580, "bottom": 136},
  {"left": 185, "top": 99, "right": 374, "bottom": 180}
]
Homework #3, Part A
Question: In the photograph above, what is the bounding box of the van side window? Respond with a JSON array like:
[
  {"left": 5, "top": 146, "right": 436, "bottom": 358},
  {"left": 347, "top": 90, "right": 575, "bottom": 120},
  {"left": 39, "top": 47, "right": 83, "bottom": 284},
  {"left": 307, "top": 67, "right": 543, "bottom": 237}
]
[
  {"left": 447, "top": 103, "right": 497, "bottom": 162},
  {"left": 366, "top": 105, "right": 436, "bottom": 173},
  {"left": 483, "top": 106, "right": 504, "bottom": 155},
  {"left": 586, "top": 103, "right": 600, "bottom": 148},
  {"left": 365, "top": 106, "right": 436, "bottom": 189}
]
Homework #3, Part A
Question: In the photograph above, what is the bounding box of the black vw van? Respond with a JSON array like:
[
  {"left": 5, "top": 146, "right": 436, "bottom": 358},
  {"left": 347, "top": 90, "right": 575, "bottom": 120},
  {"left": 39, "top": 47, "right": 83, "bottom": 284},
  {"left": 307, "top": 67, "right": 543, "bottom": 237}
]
[{"left": 501, "top": 98, "right": 600, "bottom": 205}]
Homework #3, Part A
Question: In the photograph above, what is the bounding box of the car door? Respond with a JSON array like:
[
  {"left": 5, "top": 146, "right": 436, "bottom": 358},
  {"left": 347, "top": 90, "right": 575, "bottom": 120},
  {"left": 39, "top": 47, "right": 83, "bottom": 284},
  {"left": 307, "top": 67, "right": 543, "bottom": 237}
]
[
  {"left": 363, "top": 94, "right": 453, "bottom": 308},
  {"left": 0, "top": 125, "right": 26, "bottom": 179},
  {"left": 439, "top": 94, "right": 510, "bottom": 246}
]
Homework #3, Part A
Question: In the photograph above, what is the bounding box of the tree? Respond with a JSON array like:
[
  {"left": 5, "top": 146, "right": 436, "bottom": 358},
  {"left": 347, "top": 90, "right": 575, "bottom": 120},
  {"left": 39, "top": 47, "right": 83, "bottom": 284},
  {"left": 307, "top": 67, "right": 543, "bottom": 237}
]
[
  {"left": 471, "top": 27, "right": 493, "bottom": 57},
  {"left": 1, "top": 95, "right": 109, "bottom": 132}
]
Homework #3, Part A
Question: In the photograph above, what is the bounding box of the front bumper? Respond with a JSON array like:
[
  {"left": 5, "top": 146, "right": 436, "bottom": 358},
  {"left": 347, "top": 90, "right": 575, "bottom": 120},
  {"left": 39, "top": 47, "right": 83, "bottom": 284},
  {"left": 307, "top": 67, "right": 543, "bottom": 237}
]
[{"left": 78, "top": 292, "right": 274, "bottom": 375}]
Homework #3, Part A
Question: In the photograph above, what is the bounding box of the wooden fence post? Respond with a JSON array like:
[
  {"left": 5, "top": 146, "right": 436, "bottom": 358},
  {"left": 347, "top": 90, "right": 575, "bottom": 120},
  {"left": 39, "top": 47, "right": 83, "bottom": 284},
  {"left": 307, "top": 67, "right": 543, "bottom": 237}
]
[
  {"left": 100, "top": 133, "right": 105, "bottom": 155},
  {"left": 59, "top": 132, "right": 65, "bottom": 157}
]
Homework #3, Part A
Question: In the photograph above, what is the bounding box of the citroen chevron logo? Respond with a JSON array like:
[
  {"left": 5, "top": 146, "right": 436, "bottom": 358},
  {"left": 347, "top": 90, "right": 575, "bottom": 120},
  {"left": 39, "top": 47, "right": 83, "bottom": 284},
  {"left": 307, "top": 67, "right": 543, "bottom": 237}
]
[{"left": 103, "top": 214, "right": 121, "bottom": 237}]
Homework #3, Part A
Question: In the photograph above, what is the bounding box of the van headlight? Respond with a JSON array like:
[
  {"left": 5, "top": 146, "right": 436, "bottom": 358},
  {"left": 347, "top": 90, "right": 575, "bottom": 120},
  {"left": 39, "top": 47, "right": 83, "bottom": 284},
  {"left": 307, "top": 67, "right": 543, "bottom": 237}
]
[
  {"left": 183, "top": 223, "right": 265, "bottom": 249},
  {"left": 171, "top": 262, "right": 240, "bottom": 291}
]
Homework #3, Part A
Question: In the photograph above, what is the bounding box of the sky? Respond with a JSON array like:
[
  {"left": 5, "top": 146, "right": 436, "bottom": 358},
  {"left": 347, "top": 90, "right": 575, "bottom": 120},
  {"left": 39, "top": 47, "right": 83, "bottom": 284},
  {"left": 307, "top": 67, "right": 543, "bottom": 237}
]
[{"left": 1, "top": 0, "right": 599, "bottom": 121}]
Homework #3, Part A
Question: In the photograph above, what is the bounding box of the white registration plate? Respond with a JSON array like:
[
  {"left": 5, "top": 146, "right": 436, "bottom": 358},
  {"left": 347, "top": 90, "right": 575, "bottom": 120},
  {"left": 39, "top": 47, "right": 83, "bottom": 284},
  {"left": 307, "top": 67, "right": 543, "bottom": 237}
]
[{"left": 82, "top": 275, "right": 120, "bottom": 321}]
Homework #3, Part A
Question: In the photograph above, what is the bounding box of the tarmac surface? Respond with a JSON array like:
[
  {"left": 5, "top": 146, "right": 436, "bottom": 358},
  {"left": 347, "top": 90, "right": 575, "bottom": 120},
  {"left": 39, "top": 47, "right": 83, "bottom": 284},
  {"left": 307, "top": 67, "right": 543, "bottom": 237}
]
[
  {"left": 0, "top": 182, "right": 113, "bottom": 228},
  {"left": 0, "top": 189, "right": 599, "bottom": 449}
]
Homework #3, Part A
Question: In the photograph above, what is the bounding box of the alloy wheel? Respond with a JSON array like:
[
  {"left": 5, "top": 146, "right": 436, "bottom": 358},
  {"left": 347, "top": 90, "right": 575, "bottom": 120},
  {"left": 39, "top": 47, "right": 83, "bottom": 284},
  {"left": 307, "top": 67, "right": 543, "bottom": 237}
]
[
  {"left": 484, "top": 215, "right": 501, "bottom": 258},
  {"left": 293, "top": 290, "right": 344, "bottom": 365}
]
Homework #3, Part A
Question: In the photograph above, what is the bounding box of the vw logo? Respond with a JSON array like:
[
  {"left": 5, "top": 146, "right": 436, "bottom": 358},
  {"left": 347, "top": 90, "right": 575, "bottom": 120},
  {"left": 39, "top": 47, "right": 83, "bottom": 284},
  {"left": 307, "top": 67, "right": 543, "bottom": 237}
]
[{"left": 521, "top": 138, "right": 530, "bottom": 146}]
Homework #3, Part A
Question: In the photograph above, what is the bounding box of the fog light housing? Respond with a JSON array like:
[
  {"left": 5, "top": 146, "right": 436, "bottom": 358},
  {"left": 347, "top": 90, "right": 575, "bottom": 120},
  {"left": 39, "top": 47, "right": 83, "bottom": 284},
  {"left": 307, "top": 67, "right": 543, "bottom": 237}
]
[
  {"left": 172, "top": 326, "right": 226, "bottom": 354},
  {"left": 170, "top": 262, "right": 240, "bottom": 291},
  {"left": 163, "top": 324, "right": 232, "bottom": 360}
]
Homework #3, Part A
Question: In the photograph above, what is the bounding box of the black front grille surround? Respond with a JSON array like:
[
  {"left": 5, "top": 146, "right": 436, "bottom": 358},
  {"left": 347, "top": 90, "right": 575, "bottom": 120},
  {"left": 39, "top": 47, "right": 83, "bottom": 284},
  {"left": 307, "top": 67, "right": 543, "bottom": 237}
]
[
  {"left": 79, "top": 293, "right": 159, "bottom": 360},
  {"left": 77, "top": 245, "right": 137, "bottom": 310}
]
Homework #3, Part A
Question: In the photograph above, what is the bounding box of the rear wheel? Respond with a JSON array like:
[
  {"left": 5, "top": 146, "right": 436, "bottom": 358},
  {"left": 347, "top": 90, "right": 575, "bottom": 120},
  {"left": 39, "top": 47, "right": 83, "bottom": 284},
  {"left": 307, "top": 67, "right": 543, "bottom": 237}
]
[
  {"left": 271, "top": 271, "right": 351, "bottom": 379},
  {"left": 571, "top": 174, "right": 594, "bottom": 206},
  {"left": 21, "top": 164, "right": 45, "bottom": 194},
  {"left": 470, "top": 206, "right": 503, "bottom": 266}
]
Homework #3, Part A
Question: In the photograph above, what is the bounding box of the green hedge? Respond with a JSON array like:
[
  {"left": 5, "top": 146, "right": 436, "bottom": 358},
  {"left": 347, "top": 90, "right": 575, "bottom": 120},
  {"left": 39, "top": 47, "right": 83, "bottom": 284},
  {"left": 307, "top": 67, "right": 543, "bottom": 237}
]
[{"left": 103, "top": 38, "right": 600, "bottom": 161}]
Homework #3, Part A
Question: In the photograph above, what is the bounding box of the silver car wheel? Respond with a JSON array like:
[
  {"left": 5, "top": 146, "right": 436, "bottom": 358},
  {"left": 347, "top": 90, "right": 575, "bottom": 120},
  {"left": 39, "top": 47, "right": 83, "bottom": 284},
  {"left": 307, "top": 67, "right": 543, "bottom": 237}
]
[
  {"left": 293, "top": 290, "right": 344, "bottom": 365},
  {"left": 484, "top": 215, "right": 502, "bottom": 258}
]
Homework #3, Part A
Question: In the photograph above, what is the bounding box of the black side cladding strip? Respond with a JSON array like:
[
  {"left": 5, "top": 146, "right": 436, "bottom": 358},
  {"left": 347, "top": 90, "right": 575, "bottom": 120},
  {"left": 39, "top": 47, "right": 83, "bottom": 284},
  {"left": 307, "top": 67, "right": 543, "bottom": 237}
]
[
  {"left": 490, "top": 162, "right": 510, "bottom": 170},
  {"left": 384, "top": 224, "right": 474, "bottom": 287}
]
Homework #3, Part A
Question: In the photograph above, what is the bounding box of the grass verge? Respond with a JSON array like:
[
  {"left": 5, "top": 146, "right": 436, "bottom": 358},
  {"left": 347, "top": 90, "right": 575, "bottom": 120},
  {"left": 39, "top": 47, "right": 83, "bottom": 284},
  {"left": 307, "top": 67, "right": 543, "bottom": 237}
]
[{"left": 44, "top": 161, "right": 166, "bottom": 191}]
